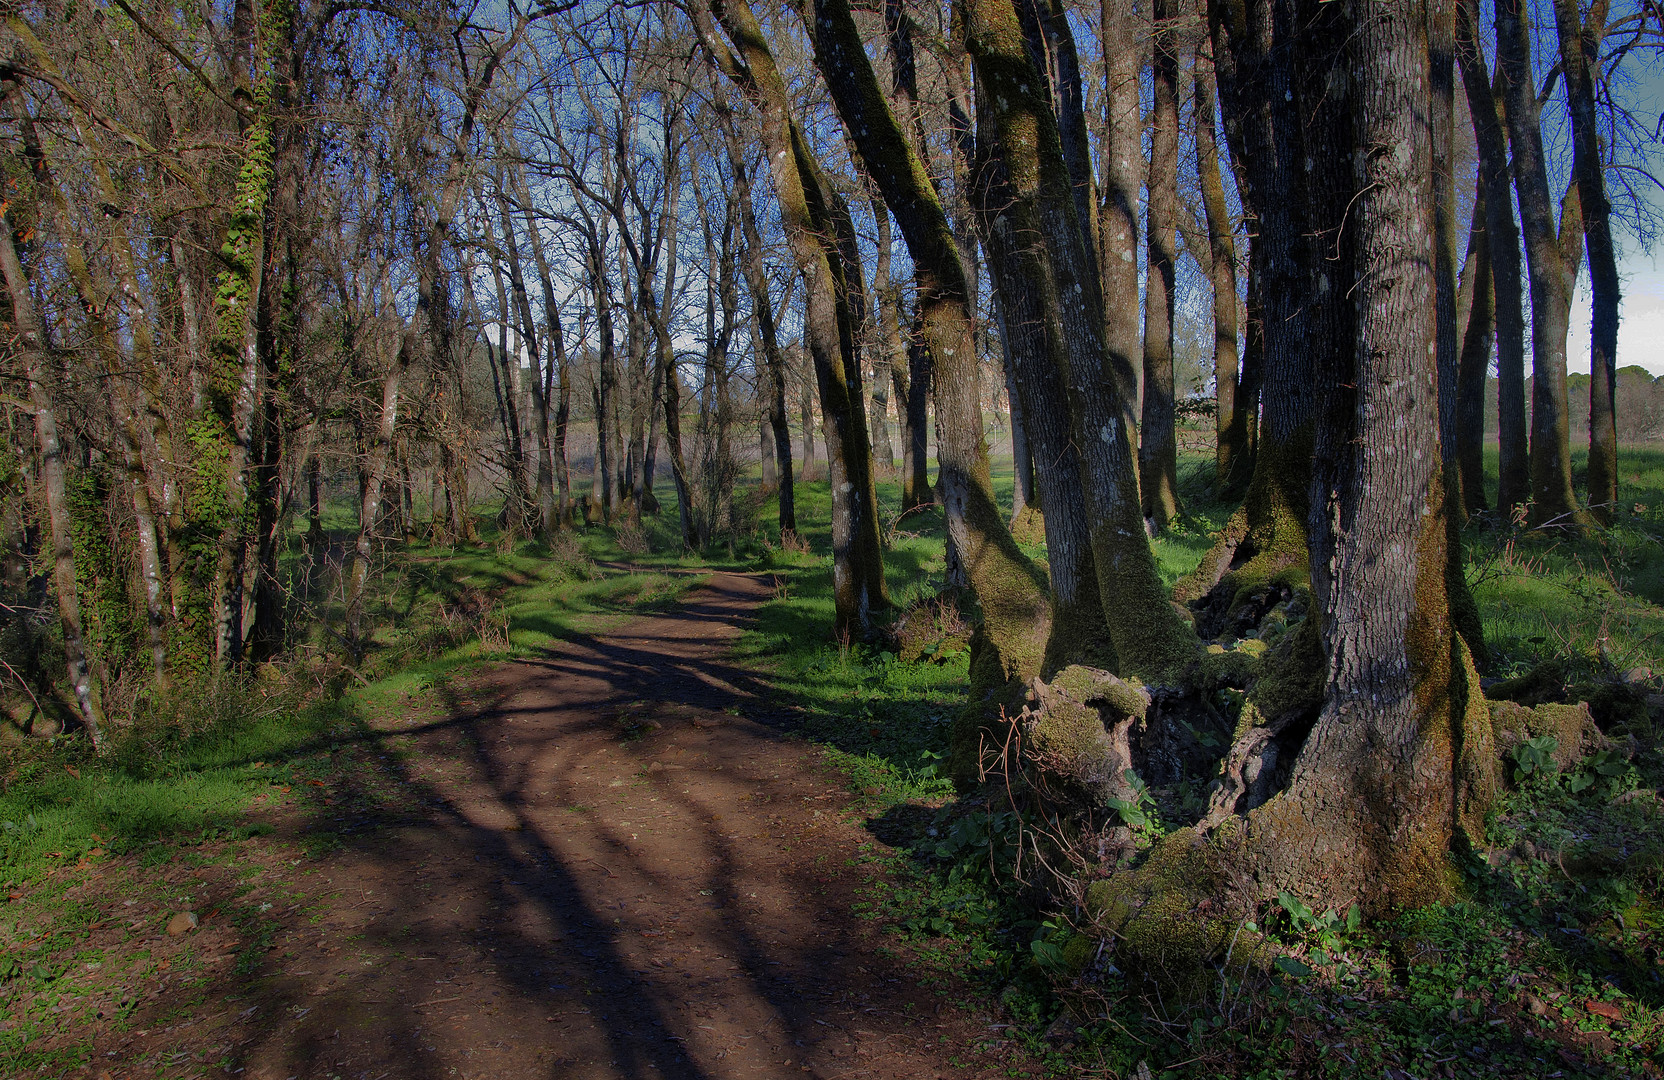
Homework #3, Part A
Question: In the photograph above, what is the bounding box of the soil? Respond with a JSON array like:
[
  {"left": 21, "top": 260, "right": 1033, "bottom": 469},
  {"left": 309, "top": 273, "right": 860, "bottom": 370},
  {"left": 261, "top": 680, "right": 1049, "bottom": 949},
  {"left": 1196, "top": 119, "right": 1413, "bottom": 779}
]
[{"left": 38, "top": 571, "right": 1030, "bottom": 1080}]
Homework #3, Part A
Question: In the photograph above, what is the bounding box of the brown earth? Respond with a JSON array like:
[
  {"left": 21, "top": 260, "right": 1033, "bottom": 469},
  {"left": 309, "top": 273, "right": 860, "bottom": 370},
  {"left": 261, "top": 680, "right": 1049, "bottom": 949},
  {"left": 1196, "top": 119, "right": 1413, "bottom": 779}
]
[{"left": 31, "top": 571, "right": 1034, "bottom": 1080}]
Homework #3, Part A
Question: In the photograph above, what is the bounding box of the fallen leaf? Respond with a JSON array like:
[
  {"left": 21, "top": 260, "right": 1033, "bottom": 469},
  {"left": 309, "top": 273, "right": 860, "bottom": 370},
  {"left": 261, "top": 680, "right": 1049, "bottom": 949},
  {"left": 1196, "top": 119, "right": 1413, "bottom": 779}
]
[
  {"left": 307, "top": 780, "right": 325, "bottom": 787},
  {"left": 86, "top": 847, "right": 105, "bottom": 858},
  {"left": 65, "top": 765, "right": 79, "bottom": 779},
  {"left": 1586, "top": 1000, "right": 1625, "bottom": 1021}
]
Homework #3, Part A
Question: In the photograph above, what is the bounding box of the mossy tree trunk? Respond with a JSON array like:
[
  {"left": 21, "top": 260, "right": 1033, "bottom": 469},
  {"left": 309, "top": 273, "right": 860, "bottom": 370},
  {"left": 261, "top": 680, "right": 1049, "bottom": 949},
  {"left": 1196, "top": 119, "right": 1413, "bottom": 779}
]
[
  {"left": 809, "top": 0, "right": 1052, "bottom": 692},
  {"left": 1553, "top": 0, "right": 1619, "bottom": 524},
  {"left": 1140, "top": 0, "right": 1182, "bottom": 531},
  {"left": 1268, "top": 0, "right": 1496, "bottom": 908},
  {"left": 12, "top": 93, "right": 173, "bottom": 688},
  {"left": 962, "top": 0, "right": 1193, "bottom": 683},
  {"left": 1182, "top": 0, "right": 1319, "bottom": 624},
  {"left": 1101, "top": 0, "right": 1501, "bottom": 949},
  {"left": 696, "top": 0, "right": 888, "bottom": 638},
  {"left": 0, "top": 205, "right": 103, "bottom": 744}
]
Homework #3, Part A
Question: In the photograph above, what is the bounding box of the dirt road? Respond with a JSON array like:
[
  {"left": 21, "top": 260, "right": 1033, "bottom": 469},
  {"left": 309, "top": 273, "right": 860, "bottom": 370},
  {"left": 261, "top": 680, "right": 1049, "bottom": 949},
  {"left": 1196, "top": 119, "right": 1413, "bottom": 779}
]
[{"left": 84, "top": 571, "right": 1015, "bottom": 1080}]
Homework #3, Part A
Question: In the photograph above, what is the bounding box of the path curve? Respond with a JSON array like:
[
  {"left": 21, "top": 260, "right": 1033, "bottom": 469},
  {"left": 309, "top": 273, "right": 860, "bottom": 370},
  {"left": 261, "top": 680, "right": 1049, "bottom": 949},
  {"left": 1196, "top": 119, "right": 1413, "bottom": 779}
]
[{"left": 224, "top": 570, "right": 1005, "bottom": 1079}]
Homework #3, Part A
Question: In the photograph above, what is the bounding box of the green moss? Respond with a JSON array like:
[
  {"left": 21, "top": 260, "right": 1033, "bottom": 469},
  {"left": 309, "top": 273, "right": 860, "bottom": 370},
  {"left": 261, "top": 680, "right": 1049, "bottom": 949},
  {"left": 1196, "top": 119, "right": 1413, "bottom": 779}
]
[
  {"left": 1084, "top": 822, "right": 1270, "bottom": 993},
  {"left": 1233, "top": 615, "right": 1323, "bottom": 736},
  {"left": 1009, "top": 504, "right": 1046, "bottom": 546},
  {"left": 1489, "top": 699, "right": 1606, "bottom": 773}
]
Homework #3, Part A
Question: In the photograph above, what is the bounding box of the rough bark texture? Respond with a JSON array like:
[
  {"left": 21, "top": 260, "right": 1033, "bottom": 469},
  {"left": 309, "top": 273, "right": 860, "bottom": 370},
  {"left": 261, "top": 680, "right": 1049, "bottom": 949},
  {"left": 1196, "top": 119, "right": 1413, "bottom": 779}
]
[
  {"left": 1553, "top": 0, "right": 1619, "bottom": 523},
  {"left": 1092, "top": 0, "right": 1499, "bottom": 976},
  {"left": 1140, "top": 0, "right": 1182, "bottom": 530}
]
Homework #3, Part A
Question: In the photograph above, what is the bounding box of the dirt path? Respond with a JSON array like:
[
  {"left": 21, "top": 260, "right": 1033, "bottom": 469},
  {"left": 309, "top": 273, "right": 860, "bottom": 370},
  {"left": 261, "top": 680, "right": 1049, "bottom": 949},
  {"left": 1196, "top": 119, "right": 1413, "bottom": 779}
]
[{"left": 84, "top": 571, "right": 1019, "bottom": 1080}]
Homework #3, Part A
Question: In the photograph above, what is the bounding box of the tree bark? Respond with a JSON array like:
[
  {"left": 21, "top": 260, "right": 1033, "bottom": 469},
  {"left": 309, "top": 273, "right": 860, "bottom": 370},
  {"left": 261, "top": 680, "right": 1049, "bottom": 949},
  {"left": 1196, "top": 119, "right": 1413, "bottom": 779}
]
[
  {"left": 345, "top": 335, "right": 408, "bottom": 657},
  {"left": 963, "top": 0, "right": 1193, "bottom": 681},
  {"left": 1497, "top": 0, "right": 1585, "bottom": 527},
  {"left": 696, "top": 0, "right": 889, "bottom": 637},
  {"left": 495, "top": 178, "right": 556, "bottom": 536},
  {"left": 867, "top": 198, "right": 900, "bottom": 473},
  {"left": 1195, "top": 29, "right": 1244, "bottom": 494},
  {"left": 811, "top": 0, "right": 1052, "bottom": 692},
  {"left": 1140, "top": 0, "right": 1182, "bottom": 530},
  {"left": 0, "top": 210, "right": 102, "bottom": 744},
  {"left": 1553, "top": 0, "right": 1619, "bottom": 523},
  {"left": 1267, "top": 0, "right": 1493, "bottom": 908},
  {"left": 1103, "top": 0, "right": 1498, "bottom": 952},
  {"left": 1455, "top": 8, "right": 1526, "bottom": 513},
  {"left": 1099, "top": 0, "right": 1144, "bottom": 423},
  {"left": 719, "top": 105, "right": 796, "bottom": 535},
  {"left": 1456, "top": 183, "right": 1495, "bottom": 515}
]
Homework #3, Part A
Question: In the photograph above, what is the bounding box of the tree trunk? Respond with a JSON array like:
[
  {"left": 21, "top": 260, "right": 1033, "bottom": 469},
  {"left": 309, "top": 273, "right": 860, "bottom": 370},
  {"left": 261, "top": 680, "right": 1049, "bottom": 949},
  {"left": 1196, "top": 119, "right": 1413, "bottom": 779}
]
[
  {"left": 1261, "top": 0, "right": 1494, "bottom": 909},
  {"left": 0, "top": 211, "right": 102, "bottom": 744},
  {"left": 698, "top": 0, "right": 890, "bottom": 636},
  {"left": 1456, "top": 183, "right": 1495, "bottom": 515},
  {"left": 720, "top": 107, "right": 795, "bottom": 534},
  {"left": 1455, "top": 9, "right": 1526, "bottom": 513},
  {"left": 586, "top": 220, "right": 619, "bottom": 523},
  {"left": 800, "top": 375, "right": 817, "bottom": 483},
  {"left": 1003, "top": 350, "right": 1036, "bottom": 524},
  {"left": 867, "top": 198, "right": 900, "bottom": 473},
  {"left": 1140, "top": 0, "right": 1182, "bottom": 530},
  {"left": 1553, "top": 0, "right": 1619, "bottom": 523},
  {"left": 1182, "top": 0, "right": 1320, "bottom": 626},
  {"left": 1497, "top": 0, "right": 1585, "bottom": 527},
  {"left": 1195, "top": 30, "right": 1244, "bottom": 494},
  {"left": 346, "top": 337, "right": 407, "bottom": 657},
  {"left": 1099, "top": 0, "right": 1144, "bottom": 425},
  {"left": 511, "top": 160, "right": 574, "bottom": 527},
  {"left": 812, "top": 0, "right": 1052, "bottom": 693},
  {"left": 1103, "top": 0, "right": 1498, "bottom": 962},
  {"left": 963, "top": 0, "right": 1193, "bottom": 681},
  {"left": 496, "top": 181, "right": 556, "bottom": 536}
]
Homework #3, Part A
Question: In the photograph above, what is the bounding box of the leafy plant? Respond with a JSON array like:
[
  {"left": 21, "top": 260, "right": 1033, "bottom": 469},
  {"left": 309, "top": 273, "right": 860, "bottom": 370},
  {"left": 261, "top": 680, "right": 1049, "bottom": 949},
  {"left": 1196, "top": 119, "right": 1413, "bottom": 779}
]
[
  {"left": 1105, "top": 769, "right": 1159, "bottom": 833},
  {"left": 1510, "top": 735, "right": 1559, "bottom": 783}
]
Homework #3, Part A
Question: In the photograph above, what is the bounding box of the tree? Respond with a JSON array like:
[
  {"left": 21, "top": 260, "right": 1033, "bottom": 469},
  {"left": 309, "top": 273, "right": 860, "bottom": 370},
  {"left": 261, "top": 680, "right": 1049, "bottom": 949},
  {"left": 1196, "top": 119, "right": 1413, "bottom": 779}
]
[
  {"left": 808, "top": 0, "right": 1052, "bottom": 696},
  {"left": 1554, "top": 0, "right": 1621, "bottom": 523},
  {"left": 1497, "top": 0, "right": 1587, "bottom": 527},
  {"left": 693, "top": 0, "right": 889, "bottom": 638},
  {"left": 1140, "top": 0, "right": 1182, "bottom": 530}
]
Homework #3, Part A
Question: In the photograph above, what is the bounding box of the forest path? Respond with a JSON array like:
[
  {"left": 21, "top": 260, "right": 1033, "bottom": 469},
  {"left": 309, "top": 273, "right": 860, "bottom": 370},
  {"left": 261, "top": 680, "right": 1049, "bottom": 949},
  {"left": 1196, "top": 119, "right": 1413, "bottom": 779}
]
[{"left": 206, "top": 570, "right": 1012, "bottom": 1080}]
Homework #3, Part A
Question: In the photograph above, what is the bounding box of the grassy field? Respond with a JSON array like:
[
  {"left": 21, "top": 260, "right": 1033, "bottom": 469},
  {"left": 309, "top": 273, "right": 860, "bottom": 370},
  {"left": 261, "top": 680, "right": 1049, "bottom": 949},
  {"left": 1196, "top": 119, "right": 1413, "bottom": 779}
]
[{"left": 3, "top": 437, "right": 1662, "bottom": 1077}]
